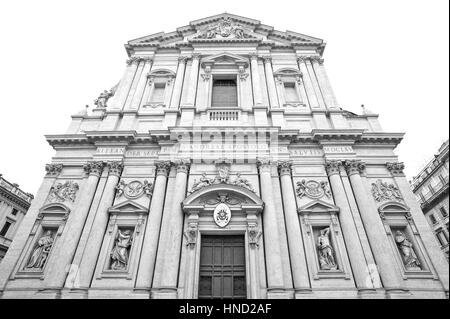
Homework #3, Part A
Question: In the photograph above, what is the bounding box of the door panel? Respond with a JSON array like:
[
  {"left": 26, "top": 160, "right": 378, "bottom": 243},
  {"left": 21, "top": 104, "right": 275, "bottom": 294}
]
[{"left": 198, "top": 235, "right": 246, "bottom": 299}]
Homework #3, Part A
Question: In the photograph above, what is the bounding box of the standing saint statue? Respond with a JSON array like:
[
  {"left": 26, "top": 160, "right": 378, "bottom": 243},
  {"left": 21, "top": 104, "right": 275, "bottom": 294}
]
[
  {"left": 110, "top": 229, "right": 133, "bottom": 270},
  {"left": 395, "top": 230, "right": 421, "bottom": 270},
  {"left": 317, "top": 227, "right": 337, "bottom": 270},
  {"left": 25, "top": 230, "right": 54, "bottom": 270},
  {"left": 94, "top": 89, "right": 113, "bottom": 108}
]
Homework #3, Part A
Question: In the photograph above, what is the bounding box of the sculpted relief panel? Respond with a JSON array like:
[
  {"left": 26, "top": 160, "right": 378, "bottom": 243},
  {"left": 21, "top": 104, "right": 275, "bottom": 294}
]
[
  {"left": 115, "top": 180, "right": 153, "bottom": 199},
  {"left": 296, "top": 179, "right": 332, "bottom": 200},
  {"left": 47, "top": 181, "right": 79, "bottom": 203},
  {"left": 371, "top": 179, "right": 403, "bottom": 202}
]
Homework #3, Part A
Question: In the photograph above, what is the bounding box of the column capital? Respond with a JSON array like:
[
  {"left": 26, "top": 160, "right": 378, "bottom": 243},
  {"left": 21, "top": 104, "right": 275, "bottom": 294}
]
[
  {"left": 174, "top": 158, "right": 191, "bottom": 174},
  {"left": 297, "top": 56, "right": 310, "bottom": 63},
  {"left": 45, "top": 163, "right": 63, "bottom": 177},
  {"left": 155, "top": 161, "right": 172, "bottom": 177},
  {"left": 126, "top": 56, "right": 153, "bottom": 65},
  {"left": 386, "top": 162, "right": 405, "bottom": 177},
  {"left": 325, "top": 160, "right": 342, "bottom": 176},
  {"left": 178, "top": 55, "right": 190, "bottom": 63},
  {"left": 257, "top": 158, "right": 273, "bottom": 174},
  {"left": 107, "top": 161, "right": 124, "bottom": 177},
  {"left": 261, "top": 55, "right": 272, "bottom": 64},
  {"left": 277, "top": 161, "right": 292, "bottom": 176},
  {"left": 309, "top": 56, "right": 323, "bottom": 64},
  {"left": 83, "top": 161, "right": 105, "bottom": 177},
  {"left": 249, "top": 52, "right": 259, "bottom": 60},
  {"left": 191, "top": 53, "right": 201, "bottom": 60},
  {"left": 344, "top": 160, "right": 366, "bottom": 176}
]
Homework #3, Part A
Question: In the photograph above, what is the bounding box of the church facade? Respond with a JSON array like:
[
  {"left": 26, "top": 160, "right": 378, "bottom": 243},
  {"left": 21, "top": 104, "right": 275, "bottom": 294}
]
[{"left": 0, "top": 13, "right": 448, "bottom": 299}]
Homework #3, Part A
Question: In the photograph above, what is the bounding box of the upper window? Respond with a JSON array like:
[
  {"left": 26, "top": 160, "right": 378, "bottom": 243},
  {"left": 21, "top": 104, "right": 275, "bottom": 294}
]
[
  {"left": 440, "top": 206, "right": 448, "bottom": 218},
  {"left": 212, "top": 78, "right": 237, "bottom": 107},
  {"left": 284, "top": 82, "right": 299, "bottom": 102},
  {"left": 150, "top": 83, "right": 166, "bottom": 103},
  {"left": 429, "top": 214, "right": 438, "bottom": 225},
  {"left": 11, "top": 208, "right": 18, "bottom": 216},
  {"left": 0, "top": 221, "right": 12, "bottom": 237}
]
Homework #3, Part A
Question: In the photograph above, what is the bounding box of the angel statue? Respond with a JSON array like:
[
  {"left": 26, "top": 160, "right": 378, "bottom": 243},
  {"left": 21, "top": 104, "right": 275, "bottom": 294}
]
[{"left": 94, "top": 89, "right": 113, "bottom": 108}]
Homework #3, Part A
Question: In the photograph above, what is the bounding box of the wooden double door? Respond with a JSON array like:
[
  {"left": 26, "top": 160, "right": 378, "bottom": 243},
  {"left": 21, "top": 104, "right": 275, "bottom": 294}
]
[{"left": 198, "top": 235, "right": 246, "bottom": 299}]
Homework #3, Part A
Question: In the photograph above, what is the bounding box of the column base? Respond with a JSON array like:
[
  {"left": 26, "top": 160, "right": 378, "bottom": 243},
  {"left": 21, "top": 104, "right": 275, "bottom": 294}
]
[
  {"left": 266, "top": 288, "right": 291, "bottom": 299},
  {"left": 294, "top": 288, "right": 315, "bottom": 299},
  {"left": 151, "top": 288, "right": 178, "bottom": 299},
  {"left": 357, "top": 288, "right": 385, "bottom": 299},
  {"left": 60, "top": 288, "right": 88, "bottom": 299},
  {"left": 385, "top": 288, "right": 411, "bottom": 299}
]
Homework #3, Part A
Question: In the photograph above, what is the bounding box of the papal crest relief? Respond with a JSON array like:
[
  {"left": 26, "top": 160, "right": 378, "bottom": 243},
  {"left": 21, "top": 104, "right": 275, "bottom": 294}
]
[{"left": 213, "top": 203, "right": 231, "bottom": 228}]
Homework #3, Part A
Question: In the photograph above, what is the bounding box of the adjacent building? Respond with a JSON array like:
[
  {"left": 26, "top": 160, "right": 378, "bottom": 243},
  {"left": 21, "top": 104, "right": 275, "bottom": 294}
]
[
  {"left": 411, "top": 140, "right": 449, "bottom": 261},
  {"left": 0, "top": 174, "right": 33, "bottom": 262},
  {"left": 0, "top": 13, "right": 448, "bottom": 299}
]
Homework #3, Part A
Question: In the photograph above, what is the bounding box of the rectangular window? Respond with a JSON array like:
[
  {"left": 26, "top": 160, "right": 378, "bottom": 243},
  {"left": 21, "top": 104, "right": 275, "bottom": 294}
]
[
  {"left": 428, "top": 184, "right": 435, "bottom": 194},
  {"left": 440, "top": 207, "right": 448, "bottom": 218},
  {"left": 429, "top": 214, "right": 438, "bottom": 225},
  {"left": 212, "top": 78, "right": 238, "bottom": 107},
  {"left": 284, "top": 82, "right": 299, "bottom": 102},
  {"left": 0, "top": 222, "right": 12, "bottom": 236},
  {"left": 150, "top": 83, "right": 166, "bottom": 103},
  {"left": 436, "top": 231, "right": 448, "bottom": 246},
  {"left": 11, "top": 208, "right": 18, "bottom": 216}
]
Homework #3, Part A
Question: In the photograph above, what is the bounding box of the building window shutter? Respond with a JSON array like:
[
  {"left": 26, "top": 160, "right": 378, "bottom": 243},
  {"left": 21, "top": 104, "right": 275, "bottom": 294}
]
[{"left": 212, "top": 79, "right": 237, "bottom": 107}]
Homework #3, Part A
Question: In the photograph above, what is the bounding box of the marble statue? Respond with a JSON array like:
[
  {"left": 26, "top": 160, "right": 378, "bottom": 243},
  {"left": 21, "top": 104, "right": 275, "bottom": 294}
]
[
  {"left": 94, "top": 89, "right": 113, "bottom": 108},
  {"left": 317, "top": 227, "right": 337, "bottom": 270},
  {"left": 25, "top": 230, "right": 54, "bottom": 269},
  {"left": 395, "top": 231, "right": 421, "bottom": 270},
  {"left": 110, "top": 229, "right": 133, "bottom": 270}
]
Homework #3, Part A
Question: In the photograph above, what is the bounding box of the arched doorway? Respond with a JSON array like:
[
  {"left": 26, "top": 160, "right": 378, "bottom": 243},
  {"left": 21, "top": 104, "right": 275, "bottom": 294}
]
[{"left": 181, "top": 184, "right": 265, "bottom": 299}]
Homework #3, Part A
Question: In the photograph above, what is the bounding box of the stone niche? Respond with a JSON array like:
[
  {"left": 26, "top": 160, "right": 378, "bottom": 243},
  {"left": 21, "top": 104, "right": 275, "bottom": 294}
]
[{"left": 298, "top": 200, "right": 355, "bottom": 288}]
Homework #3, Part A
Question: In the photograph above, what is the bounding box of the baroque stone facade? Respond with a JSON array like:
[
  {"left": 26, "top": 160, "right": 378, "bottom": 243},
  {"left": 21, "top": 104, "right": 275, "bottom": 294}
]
[
  {"left": 411, "top": 140, "right": 449, "bottom": 261},
  {"left": 0, "top": 174, "right": 33, "bottom": 262},
  {"left": 0, "top": 13, "right": 448, "bottom": 299}
]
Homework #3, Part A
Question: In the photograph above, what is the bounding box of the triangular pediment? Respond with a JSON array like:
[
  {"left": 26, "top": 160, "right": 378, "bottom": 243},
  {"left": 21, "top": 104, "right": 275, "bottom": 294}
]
[
  {"left": 298, "top": 200, "right": 339, "bottom": 214},
  {"left": 108, "top": 200, "right": 149, "bottom": 214},
  {"left": 126, "top": 13, "right": 324, "bottom": 52},
  {"left": 201, "top": 53, "right": 249, "bottom": 68}
]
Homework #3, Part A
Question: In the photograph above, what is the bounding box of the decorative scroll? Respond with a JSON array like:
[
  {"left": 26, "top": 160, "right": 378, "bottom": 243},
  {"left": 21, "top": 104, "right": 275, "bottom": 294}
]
[
  {"left": 184, "top": 223, "right": 198, "bottom": 247},
  {"left": 47, "top": 181, "right": 79, "bottom": 203},
  {"left": 248, "top": 225, "right": 262, "bottom": 247},
  {"left": 296, "top": 179, "right": 332, "bottom": 199},
  {"left": 188, "top": 172, "right": 255, "bottom": 195},
  {"left": 371, "top": 179, "right": 403, "bottom": 202}
]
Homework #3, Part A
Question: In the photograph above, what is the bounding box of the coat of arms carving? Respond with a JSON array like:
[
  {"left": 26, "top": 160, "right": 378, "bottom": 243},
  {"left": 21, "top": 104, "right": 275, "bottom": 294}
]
[
  {"left": 47, "top": 181, "right": 79, "bottom": 203},
  {"left": 371, "top": 179, "right": 403, "bottom": 202},
  {"left": 198, "top": 17, "right": 250, "bottom": 39},
  {"left": 296, "top": 180, "right": 332, "bottom": 199},
  {"left": 214, "top": 203, "right": 231, "bottom": 228}
]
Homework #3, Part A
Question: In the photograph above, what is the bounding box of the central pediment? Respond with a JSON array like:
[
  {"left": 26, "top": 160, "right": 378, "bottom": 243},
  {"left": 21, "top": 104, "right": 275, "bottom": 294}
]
[
  {"left": 201, "top": 52, "right": 249, "bottom": 68},
  {"left": 126, "top": 13, "right": 324, "bottom": 53}
]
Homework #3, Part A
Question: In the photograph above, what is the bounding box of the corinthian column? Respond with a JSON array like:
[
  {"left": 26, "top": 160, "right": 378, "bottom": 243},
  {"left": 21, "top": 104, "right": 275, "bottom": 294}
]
[
  {"left": 344, "top": 160, "right": 403, "bottom": 292},
  {"left": 297, "top": 57, "right": 320, "bottom": 108},
  {"left": 277, "top": 161, "right": 311, "bottom": 293},
  {"left": 0, "top": 164, "right": 62, "bottom": 291},
  {"left": 325, "top": 161, "right": 373, "bottom": 291},
  {"left": 257, "top": 159, "right": 285, "bottom": 296},
  {"left": 108, "top": 58, "right": 141, "bottom": 110},
  {"left": 170, "top": 56, "right": 188, "bottom": 109},
  {"left": 128, "top": 58, "right": 153, "bottom": 110},
  {"left": 262, "top": 56, "right": 279, "bottom": 108},
  {"left": 45, "top": 161, "right": 105, "bottom": 289},
  {"left": 250, "top": 53, "right": 263, "bottom": 105},
  {"left": 185, "top": 54, "right": 200, "bottom": 106},
  {"left": 76, "top": 161, "right": 123, "bottom": 289},
  {"left": 135, "top": 161, "right": 171, "bottom": 291},
  {"left": 153, "top": 159, "right": 190, "bottom": 298}
]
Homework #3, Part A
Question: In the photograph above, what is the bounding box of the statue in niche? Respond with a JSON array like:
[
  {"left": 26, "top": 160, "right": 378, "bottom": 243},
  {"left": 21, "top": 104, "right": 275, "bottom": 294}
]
[
  {"left": 394, "top": 230, "right": 421, "bottom": 270},
  {"left": 232, "top": 173, "right": 255, "bottom": 192},
  {"left": 94, "top": 89, "right": 113, "bottom": 108},
  {"left": 25, "top": 230, "right": 54, "bottom": 270},
  {"left": 110, "top": 229, "right": 133, "bottom": 270},
  {"left": 317, "top": 227, "right": 337, "bottom": 270},
  {"left": 115, "top": 180, "right": 126, "bottom": 198}
]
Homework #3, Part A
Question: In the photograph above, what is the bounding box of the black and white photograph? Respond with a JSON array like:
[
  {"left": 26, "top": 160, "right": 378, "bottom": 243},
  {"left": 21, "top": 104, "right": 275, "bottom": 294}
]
[{"left": 0, "top": 0, "right": 448, "bottom": 313}]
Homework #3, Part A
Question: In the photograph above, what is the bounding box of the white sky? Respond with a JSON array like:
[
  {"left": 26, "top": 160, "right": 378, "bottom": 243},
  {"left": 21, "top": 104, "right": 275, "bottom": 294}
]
[{"left": 0, "top": 0, "right": 448, "bottom": 194}]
